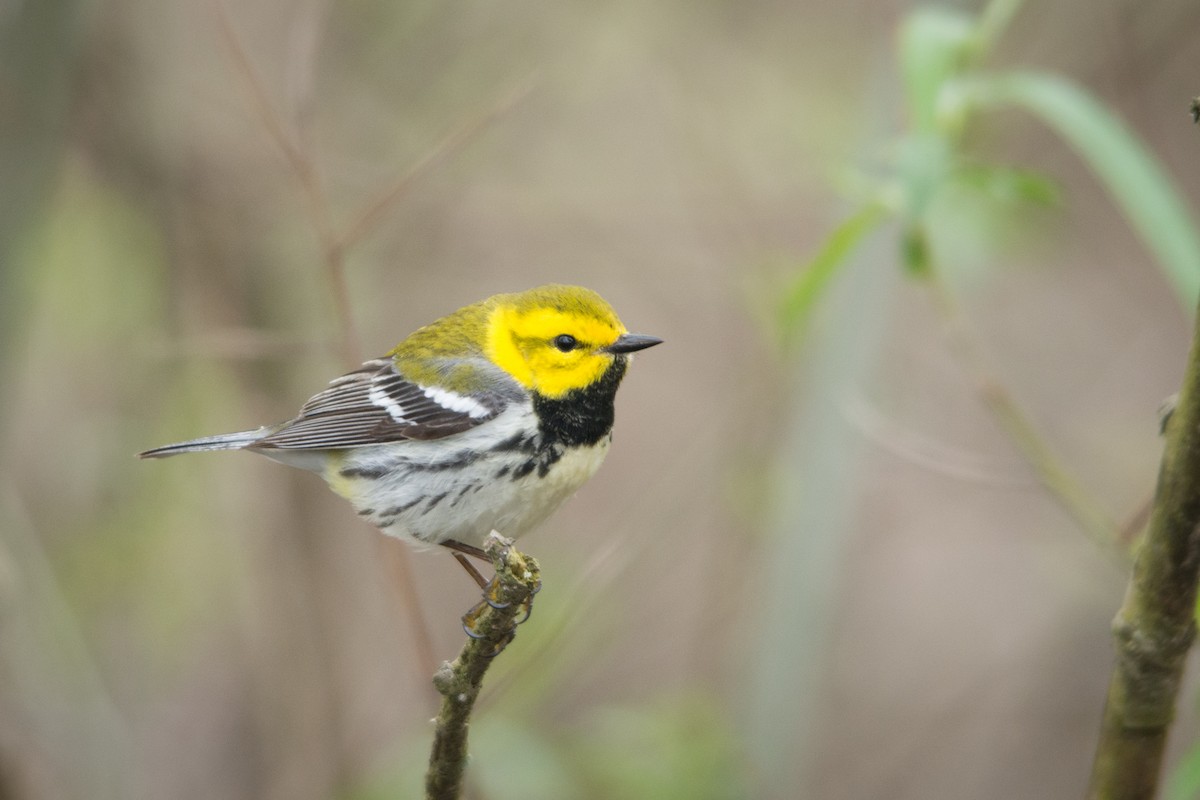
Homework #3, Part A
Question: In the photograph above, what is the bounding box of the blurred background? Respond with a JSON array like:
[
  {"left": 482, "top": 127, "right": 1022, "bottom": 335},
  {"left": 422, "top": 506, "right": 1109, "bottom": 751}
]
[{"left": 3, "top": 0, "right": 1200, "bottom": 798}]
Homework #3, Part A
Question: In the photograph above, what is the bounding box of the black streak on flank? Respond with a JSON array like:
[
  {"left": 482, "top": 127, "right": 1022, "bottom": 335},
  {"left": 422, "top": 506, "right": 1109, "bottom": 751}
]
[
  {"left": 342, "top": 449, "right": 480, "bottom": 482},
  {"left": 382, "top": 497, "right": 424, "bottom": 517},
  {"left": 450, "top": 484, "right": 475, "bottom": 506},
  {"left": 421, "top": 492, "right": 449, "bottom": 515},
  {"left": 495, "top": 465, "right": 511, "bottom": 479},
  {"left": 537, "top": 447, "right": 564, "bottom": 478},
  {"left": 513, "top": 460, "right": 537, "bottom": 480},
  {"left": 340, "top": 465, "right": 391, "bottom": 480},
  {"left": 406, "top": 450, "right": 481, "bottom": 472},
  {"left": 491, "top": 431, "right": 534, "bottom": 452}
]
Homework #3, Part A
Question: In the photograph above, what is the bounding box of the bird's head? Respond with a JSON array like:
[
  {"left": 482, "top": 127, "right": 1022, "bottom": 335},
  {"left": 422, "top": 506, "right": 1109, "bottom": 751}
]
[{"left": 485, "top": 285, "right": 661, "bottom": 399}]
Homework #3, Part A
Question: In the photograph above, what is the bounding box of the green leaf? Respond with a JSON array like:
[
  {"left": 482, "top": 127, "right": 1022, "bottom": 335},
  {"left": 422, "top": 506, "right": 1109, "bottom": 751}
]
[
  {"left": 972, "top": 0, "right": 1026, "bottom": 55},
  {"left": 898, "top": 8, "right": 974, "bottom": 133},
  {"left": 924, "top": 165, "right": 1061, "bottom": 275},
  {"left": 778, "top": 202, "right": 887, "bottom": 338},
  {"left": 894, "top": 133, "right": 955, "bottom": 219},
  {"left": 1166, "top": 741, "right": 1200, "bottom": 800},
  {"left": 953, "top": 164, "right": 1060, "bottom": 208},
  {"left": 957, "top": 71, "right": 1200, "bottom": 306},
  {"left": 901, "top": 224, "right": 931, "bottom": 277}
]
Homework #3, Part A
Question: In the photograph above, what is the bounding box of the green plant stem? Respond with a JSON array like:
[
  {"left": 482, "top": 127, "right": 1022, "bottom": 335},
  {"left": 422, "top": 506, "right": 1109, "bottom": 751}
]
[
  {"left": 425, "top": 536, "right": 541, "bottom": 800},
  {"left": 1087, "top": 292, "right": 1200, "bottom": 799},
  {"left": 778, "top": 202, "right": 888, "bottom": 339},
  {"left": 924, "top": 264, "right": 1122, "bottom": 556}
]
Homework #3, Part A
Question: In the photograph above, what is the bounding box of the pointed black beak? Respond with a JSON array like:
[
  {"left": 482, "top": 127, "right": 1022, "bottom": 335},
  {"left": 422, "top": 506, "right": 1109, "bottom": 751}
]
[{"left": 606, "top": 333, "right": 663, "bottom": 354}]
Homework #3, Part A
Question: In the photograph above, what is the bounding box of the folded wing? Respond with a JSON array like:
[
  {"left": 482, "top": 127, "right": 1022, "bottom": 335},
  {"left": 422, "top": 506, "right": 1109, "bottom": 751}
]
[{"left": 254, "top": 357, "right": 518, "bottom": 449}]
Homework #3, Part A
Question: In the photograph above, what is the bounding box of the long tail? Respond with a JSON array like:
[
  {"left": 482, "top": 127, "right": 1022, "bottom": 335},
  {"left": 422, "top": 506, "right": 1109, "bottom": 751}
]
[{"left": 138, "top": 428, "right": 269, "bottom": 459}]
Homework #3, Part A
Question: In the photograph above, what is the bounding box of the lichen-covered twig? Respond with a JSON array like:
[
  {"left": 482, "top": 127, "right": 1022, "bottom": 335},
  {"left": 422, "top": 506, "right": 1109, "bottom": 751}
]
[
  {"left": 1086, "top": 294, "right": 1200, "bottom": 799},
  {"left": 424, "top": 534, "right": 541, "bottom": 800}
]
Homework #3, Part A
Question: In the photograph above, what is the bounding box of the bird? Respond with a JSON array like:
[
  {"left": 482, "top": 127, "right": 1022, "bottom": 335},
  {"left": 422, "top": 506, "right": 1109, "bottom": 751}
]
[{"left": 139, "top": 284, "right": 662, "bottom": 568}]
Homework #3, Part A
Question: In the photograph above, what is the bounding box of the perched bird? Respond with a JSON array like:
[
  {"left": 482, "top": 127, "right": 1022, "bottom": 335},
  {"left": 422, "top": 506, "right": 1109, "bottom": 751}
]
[{"left": 140, "top": 285, "right": 661, "bottom": 562}]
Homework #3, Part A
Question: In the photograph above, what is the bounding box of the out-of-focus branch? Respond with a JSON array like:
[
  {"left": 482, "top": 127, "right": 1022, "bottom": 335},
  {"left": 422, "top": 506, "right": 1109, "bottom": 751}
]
[
  {"left": 923, "top": 262, "right": 1123, "bottom": 557},
  {"left": 212, "top": 3, "right": 537, "bottom": 689},
  {"left": 425, "top": 535, "right": 541, "bottom": 800},
  {"left": 336, "top": 75, "right": 537, "bottom": 252},
  {"left": 1086, "top": 291, "right": 1200, "bottom": 798},
  {"left": 212, "top": 0, "right": 361, "bottom": 366}
]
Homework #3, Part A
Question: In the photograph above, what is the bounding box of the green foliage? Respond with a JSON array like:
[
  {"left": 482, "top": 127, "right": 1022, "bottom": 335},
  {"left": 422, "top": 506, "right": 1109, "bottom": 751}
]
[
  {"left": 1167, "top": 741, "right": 1200, "bottom": 800},
  {"left": 899, "top": 7, "right": 976, "bottom": 134},
  {"left": 349, "top": 692, "right": 746, "bottom": 800},
  {"left": 467, "top": 717, "right": 584, "bottom": 800},
  {"left": 8, "top": 158, "right": 249, "bottom": 671},
  {"left": 953, "top": 71, "right": 1200, "bottom": 302},
  {"left": 568, "top": 693, "right": 746, "bottom": 800},
  {"left": 779, "top": 0, "right": 1200, "bottom": 338},
  {"left": 778, "top": 202, "right": 886, "bottom": 339},
  {"left": 757, "top": 0, "right": 1200, "bottom": 794}
]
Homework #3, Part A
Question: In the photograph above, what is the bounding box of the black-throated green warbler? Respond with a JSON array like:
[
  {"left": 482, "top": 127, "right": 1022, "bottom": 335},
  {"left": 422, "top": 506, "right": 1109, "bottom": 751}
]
[{"left": 140, "top": 285, "right": 661, "bottom": 557}]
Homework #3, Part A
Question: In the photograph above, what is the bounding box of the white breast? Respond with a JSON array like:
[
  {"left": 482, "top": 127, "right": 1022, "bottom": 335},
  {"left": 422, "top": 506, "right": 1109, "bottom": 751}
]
[{"left": 325, "top": 404, "right": 612, "bottom": 548}]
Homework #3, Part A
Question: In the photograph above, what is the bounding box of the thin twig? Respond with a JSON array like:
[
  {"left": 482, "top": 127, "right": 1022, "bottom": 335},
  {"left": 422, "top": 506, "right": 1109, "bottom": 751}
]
[
  {"left": 211, "top": 0, "right": 435, "bottom": 674},
  {"left": 382, "top": 539, "right": 438, "bottom": 682},
  {"left": 335, "top": 74, "right": 538, "bottom": 252},
  {"left": 212, "top": 0, "right": 361, "bottom": 366},
  {"left": 425, "top": 534, "right": 541, "bottom": 800},
  {"left": 924, "top": 263, "right": 1123, "bottom": 557},
  {"left": 1086, "top": 289, "right": 1200, "bottom": 799}
]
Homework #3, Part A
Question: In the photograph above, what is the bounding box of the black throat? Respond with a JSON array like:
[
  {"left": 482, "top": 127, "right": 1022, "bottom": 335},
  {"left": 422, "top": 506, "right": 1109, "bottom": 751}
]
[{"left": 532, "top": 356, "right": 627, "bottom": 447}]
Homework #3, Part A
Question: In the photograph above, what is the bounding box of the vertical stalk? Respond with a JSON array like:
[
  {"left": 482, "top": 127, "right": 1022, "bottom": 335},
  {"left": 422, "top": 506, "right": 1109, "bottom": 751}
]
[{"left": 1087, "top": 291, "right": 1200, "bottom": 799}]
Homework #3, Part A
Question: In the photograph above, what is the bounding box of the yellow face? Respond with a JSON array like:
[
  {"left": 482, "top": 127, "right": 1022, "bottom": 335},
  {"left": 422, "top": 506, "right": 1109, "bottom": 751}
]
[{"left": 486, "top": 300, "right": 626, "bottom": 399}]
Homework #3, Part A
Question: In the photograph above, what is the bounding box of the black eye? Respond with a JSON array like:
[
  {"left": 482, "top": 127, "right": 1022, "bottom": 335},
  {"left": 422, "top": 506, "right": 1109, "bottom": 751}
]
[{"left": 552, "top": 334, "right": 577, "bottom": 352}]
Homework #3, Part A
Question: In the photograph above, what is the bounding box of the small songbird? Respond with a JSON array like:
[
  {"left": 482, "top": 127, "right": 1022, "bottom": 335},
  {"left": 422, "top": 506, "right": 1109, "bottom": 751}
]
[{"left": 140, "top": 285, "right": 661, "bottom": 561}]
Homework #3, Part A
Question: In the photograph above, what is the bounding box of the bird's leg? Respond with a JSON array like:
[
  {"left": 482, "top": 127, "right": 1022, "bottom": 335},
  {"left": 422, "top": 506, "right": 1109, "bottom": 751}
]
[
  {"left": 451, "top": 552, "right": 489, "bottom": 590},
  {"left": 446, "top": 532, "right": 544, "bottom": 652},
  {"left": 454, "top": 532, "right": 541, "bottom": 656},
  {"left": 477, "top": 533, "right": 540, "bottom": 625},
  {"left": 443, "top": 537, "right": 513, "bottom": 649},
  {"left": 442, "top": 539, "right": 490, "bottom": 562},
  {"left": 442, "top": 539, "right": 510, "bottom": 609}
]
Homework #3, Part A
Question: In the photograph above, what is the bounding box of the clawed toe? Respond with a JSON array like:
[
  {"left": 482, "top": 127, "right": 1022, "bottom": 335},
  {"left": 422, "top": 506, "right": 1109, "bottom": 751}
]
[
  {"left": 484, "top": 577, "right": 511, "bottom": 609},
  {"left": 460, "top": 599, "right": 516, "bottom": 655}
]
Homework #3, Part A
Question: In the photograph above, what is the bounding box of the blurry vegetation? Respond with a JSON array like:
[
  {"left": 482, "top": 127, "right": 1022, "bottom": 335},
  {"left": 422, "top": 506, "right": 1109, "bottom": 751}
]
[
  {"left": 781, "top": 0, "right": 1200, "bottom": 332},
  {"left": 357, "top": 693, "right": 744, "bottom": 800},
  {"left": 777, "top": 0, "right": 1200, "bottom": 545},
  {"left": 765, "top": 0, "right": 1200, "bottom": 797},
  {"left": 3, "top": 0, "right": 1200, "bottom": 799},
  {"left": 764, "top": 0, "right": 1200, "bottom": 587}
]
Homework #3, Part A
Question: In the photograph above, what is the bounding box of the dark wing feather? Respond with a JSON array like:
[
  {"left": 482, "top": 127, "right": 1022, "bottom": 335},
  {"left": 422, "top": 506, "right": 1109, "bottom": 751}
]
[{"left": 252, "top": 357, "right": 515, "bottom": 450}]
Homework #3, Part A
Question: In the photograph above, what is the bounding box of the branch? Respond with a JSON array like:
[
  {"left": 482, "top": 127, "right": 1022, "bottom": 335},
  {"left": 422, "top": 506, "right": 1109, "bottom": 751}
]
[
  {"left": 335, "top": 75, "right": 537, "bottom": 253},
  {"left": 212, "top": 1, "right": 444, "bottom": 675},
  {"left": 923, "top": 263, "right": 1123, "bottom": 556},
  {"left": 211, "top": 0, "right": 361, "bottom": 367},
  {"left": 1086, "top": 292, "right": 1200, "bottom": 799},
  {"left": 425, "top": 534, "right": 541, "bottom": 800}
]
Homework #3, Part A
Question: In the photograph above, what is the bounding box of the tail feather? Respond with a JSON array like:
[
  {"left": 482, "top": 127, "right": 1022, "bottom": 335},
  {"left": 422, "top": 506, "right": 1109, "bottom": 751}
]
[{"left": 138, "top": 428, "right": 269, "bottom": 459}]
